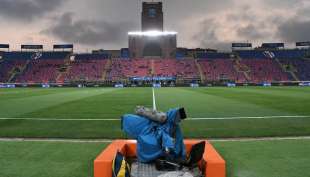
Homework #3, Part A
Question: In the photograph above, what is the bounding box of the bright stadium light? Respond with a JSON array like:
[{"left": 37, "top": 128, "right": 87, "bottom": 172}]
[
  {"left": 70, "top": 55, "right": 76, "bottom": 62},
  {"left": 128, "top": 30, "right": 177, "bottom": 37}
]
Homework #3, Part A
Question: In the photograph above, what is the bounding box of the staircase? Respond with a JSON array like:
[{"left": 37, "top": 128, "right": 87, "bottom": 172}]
[
  {"left": 233, "top": 57, "right": 251, "bottom": 81},
  {"left": 56, "top": 55, "right": 72, "bottom": 83},
  {"left": 56, "top": 65, "right": 71, "bottom": 83},
  {"left": 243, "top": 72, "right": 251, "bottom": 81},
  {"left": 102, "top": 59, "right": 112, "bottom": 81},
  {"left": 274, "top": 58, "right": 299, "bottom": 81},
  {"left": 7, "top": 68, "right": 17, "bottom": 83},
  {"left": 8, "top": 60, "right": 30, "bottom": 82},
  {"left": 195, "top": 59, "right": 205, "bottom": 83},
  {"left": 290, "top": 70, "right": 299, "bottom": 81},
  {"left": 150, "top": 59, "right": 155, "bottom": 75}
]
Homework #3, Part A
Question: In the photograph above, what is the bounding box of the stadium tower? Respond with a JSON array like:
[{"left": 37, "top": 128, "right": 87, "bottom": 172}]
[
  {"left": 141, "top": 1, "right": 164, "bottom": 31},
  {"left": 129, "top": 1, "right": 177, "bottom": 58}
]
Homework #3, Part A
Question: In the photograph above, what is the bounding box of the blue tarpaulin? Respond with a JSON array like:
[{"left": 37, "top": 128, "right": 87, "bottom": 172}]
[{"left": 122, "top": 108, "right": 186, "bottom": 163}]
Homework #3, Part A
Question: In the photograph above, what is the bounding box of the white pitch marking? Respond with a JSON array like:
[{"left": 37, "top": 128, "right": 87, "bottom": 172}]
[
  {"left": 0, "top": 118, "right": 121, "bottom": 121},
  {"left": 152, "top": 87, "right": 157, "bottom": 111},
  {"left": 0, "top": 115, "right": 309, "bottom": 121},
  {"left": 210, "top": 136, "right": 310, "bottom": 142},
  {"left": 1, "top": 136, "right": 310, "bottom": 143},
  {"left": 0, "top": 137, "right": 114, "bottom": 143},
  {"left": 187, "top": 115, "right": 310, "bottom": 120}
]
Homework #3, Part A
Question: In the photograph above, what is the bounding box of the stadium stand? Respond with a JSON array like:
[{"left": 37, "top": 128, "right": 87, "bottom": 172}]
[
  {"left": 198, "top": 59, "right": 247, "bottom": 83},
  {"left": 279, "top": 58, "right": 310, "bottom": 81},
  {"left": 107, "top": 59, "right": 152, "bottom": 81},
  {"left": 11, "top": 52, "right": 70, "bottom": 83},
  {"left": 15, "top": 59, "right": 65, "bottom": 83},
  {"left": 153, "top": 59, "right": 177, "bottom": 77},
  {"left": 235, "top": 49, "right": 308, "bottom": 59},
  {"left": 74, "top": 53, "right": 111, "bottom": 60},
  {"left": 235, "top": 50, "right": 267, "bottom": 59},
  {"left": 153, "top": 59, "right": 198, "bottom": 78},
  {"left": 63, "top": 59, "right": 108, "bottom": 82},
  {"left": 106, "top": 58, "right": 200, "bottom": 81},
  {"left": 197, "top": 52, "right": 231, "bottom": 59},
  {"left": 240, "top": 59, "right": 289, "bottom": 83},
  {"left": 1, "top": 50, "right": 310, "bottom": 84},
  {"left": 272, "top": 49, "right": 308, "bottom": 59},
  {"left": 0, "top": 60, "right": 27, "bottom": 82},
  {"left": 175, "top": 59, "right": 200, "bottom": 79}
]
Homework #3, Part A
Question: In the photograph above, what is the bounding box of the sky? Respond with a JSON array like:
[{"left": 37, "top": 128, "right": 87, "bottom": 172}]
[{"left": 0, "top": 0, "right": 310, "bottom": 52}]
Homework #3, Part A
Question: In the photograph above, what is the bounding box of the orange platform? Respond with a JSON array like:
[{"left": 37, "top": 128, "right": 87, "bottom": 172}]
[{"left": 94, "top": 139, "right": 226, "bottom": 177}]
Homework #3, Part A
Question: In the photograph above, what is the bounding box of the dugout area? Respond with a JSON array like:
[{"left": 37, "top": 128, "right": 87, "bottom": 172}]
[{"left": 94, "top": 139, "right": 225, "bottom": 177}]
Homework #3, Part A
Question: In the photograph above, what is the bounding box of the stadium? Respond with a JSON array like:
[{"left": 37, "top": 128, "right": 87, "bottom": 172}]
[{"left": 0, "top": 0, "right": 310, "bottom": 177}]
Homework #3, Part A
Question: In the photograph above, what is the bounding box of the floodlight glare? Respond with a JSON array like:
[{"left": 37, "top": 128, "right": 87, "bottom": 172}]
[
  {"left": 128, "top": 30, "right": 177, "bottom": 37},
  {"left": 70, "top": 55, "right": 76, "bottom": 62}
]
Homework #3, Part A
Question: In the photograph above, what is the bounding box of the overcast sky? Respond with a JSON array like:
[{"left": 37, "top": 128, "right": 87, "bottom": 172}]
[{"left": 0, "top": 0, "right": 310, "bottom": 52}]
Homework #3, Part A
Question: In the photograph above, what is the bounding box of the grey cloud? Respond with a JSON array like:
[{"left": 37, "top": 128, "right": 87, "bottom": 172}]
[
  {"left": 0, "top": 0, "right": 65, "bottom": 21},
  {"left": 225, "top": 8, "right": 267, "bottom": 40},
  {"left": 192, "top": 18, "right": 231, "bottom": 50},
  {"left": 236, "top": 24, "right": 266, "bottom": 40},
  {"left": 166, "top": 0, "right": 233, "bottom": 13},
  {"left": 277, "top": 19, "right": 310, "bottom": 42},
  {"left": 296, "top": 7, "right": 310, "bottom": 21},
  {"left": 261, "top": 0, "right": 302, "bottom": 8},
  {"left": 165, "top": 0, "right": 234, "bottom": 24},
  {"left": 226, "top": 6, "right": 257, "bottom": 23},
  {"left": 43, "top": 12, "right": 136, "bottom": 47}
]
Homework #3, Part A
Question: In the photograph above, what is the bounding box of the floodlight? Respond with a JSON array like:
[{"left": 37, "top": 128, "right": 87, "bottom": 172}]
[
  {"left": 70, "top": 55, "right": 76, "bottom": 62},
  {"left": 128, "top": 30, "right": 177, "bottom": 37}
]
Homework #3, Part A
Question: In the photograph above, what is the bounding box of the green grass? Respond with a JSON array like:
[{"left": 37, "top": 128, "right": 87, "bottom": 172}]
[
  {"left": 1, "top": 87, "right": 310, "bottom": 138},
  {"left": 213, "top": 139, "right": 310, "bottom": 177},
  {"left": 0, "top": 141, "right": 107, "bottom": 177},
  {"left": 156, "top": 87, "right": 310, "bottom": 117},
  {"left": 0, "top": 88, "right": 151, "bottom": 138},
  {"left": 1, "top": 139, "right": 310, "bottom": 177}
]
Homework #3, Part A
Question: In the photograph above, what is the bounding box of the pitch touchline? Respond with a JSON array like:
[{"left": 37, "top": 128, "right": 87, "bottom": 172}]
[
  {"left": 187, "top": 115, "right": 310, "bottom": 120},
  {"left": 0, "top": 118, "right": 121, "bottom": 121},
  {"left": 0, "top": 115, "right": 310, "bottom": 121},
  {"left": 1, "top": 136, "right": 310, "bottom": 143}
]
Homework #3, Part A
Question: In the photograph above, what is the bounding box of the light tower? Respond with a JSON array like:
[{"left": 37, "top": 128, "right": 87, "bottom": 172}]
[
  {"left": 141, "top": 1, "right": 164, "bottom": 31},
  {"left": 128, "top": 1, "right": 177, "bottom": 58}
]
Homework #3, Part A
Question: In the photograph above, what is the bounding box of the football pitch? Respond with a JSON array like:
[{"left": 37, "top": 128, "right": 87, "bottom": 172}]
[
  {"left": 0, "top": 87, "right": 310, "bottom": 138},
  {"left": 1, "top": 86, "right": 310, "bottom": 177}
]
